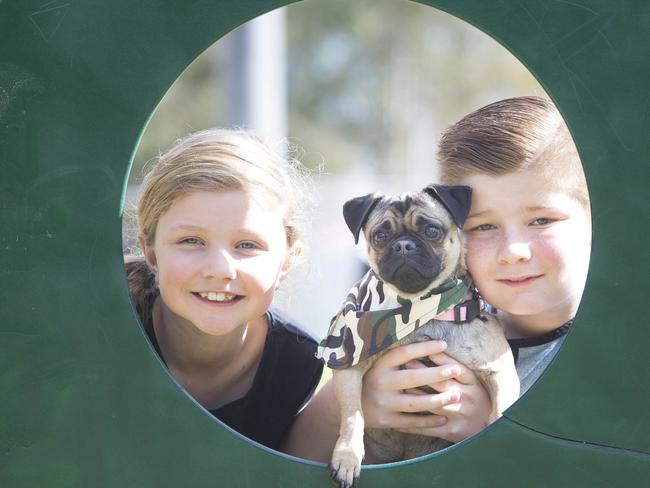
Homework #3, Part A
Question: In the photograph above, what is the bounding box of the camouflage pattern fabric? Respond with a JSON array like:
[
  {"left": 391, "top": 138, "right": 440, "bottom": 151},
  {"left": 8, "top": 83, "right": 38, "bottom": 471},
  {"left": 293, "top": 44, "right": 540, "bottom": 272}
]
[{"left": 316, "top": 270, "right": 471, "bottom": 369}]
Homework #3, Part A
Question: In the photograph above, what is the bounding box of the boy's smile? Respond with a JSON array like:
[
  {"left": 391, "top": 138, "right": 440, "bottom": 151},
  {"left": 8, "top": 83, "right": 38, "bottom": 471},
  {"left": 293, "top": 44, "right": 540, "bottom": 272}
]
[
  {"left": 461, "top": 169, "right": 591, "bottom": 337},
  {"left": 497, "top": 275, "right": 543, "bottom": 287}
]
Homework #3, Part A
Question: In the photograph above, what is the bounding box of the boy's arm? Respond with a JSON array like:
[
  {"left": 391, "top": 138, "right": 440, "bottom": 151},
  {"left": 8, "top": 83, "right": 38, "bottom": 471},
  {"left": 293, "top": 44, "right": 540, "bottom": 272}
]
[
  {"left": 361, "top": 341, "right": 493, "bottom": 444},
  {"left": 282, "top": 340, "right": 493, "bottom": 461},
  {"left": 281, "top": 380, "right": 340, "bottom": 462}
]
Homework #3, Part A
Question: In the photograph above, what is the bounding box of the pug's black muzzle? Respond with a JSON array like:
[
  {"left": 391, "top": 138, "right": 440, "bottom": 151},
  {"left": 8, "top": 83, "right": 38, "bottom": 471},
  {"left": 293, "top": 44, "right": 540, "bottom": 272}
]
[{"left": 377, "top": 237, "right": 442, "bottom": 294}]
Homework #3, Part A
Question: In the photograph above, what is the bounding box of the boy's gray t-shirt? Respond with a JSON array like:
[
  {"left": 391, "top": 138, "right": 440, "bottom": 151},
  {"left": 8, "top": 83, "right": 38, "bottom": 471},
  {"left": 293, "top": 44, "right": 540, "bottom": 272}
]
[{"left": 507, "top": 322, "right": 572, "bottom": 395}]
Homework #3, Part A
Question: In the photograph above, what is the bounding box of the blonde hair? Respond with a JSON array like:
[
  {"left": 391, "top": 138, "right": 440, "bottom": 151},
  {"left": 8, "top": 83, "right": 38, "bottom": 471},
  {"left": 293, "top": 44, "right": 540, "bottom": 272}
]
[
  {"left": 137, "top": 128, "right": 312, "bottom": 252},
  {"left": 437, "top": 96, "right": 589, "bottom": 211}
]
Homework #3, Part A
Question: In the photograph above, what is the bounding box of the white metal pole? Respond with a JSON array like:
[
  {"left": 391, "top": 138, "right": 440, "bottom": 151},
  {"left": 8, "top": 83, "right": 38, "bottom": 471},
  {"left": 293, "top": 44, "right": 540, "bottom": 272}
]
[{"left": 226, "top": 8, "right": 287, "bottom": 144}]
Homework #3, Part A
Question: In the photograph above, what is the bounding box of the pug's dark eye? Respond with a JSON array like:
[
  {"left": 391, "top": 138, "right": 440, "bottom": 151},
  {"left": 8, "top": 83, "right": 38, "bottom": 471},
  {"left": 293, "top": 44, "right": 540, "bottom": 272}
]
[
  {"left": 373, "top": 230, "right": 387, "bottom": 244},
  {"left": 424, "top": 225, "right": 443, "bottom": 241}
]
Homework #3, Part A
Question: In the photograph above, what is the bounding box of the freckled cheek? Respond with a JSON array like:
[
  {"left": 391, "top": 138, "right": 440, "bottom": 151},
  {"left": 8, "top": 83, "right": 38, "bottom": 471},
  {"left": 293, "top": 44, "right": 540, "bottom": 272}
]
[
  {"left": 465, "top": 236, "right": 494, "bottom": 266},
  {"left": 464, "top": 236, "right": 494, "bottom": 280},
  {"left": 539, "top": 238, "right": 589, "bottom": 291},
  {"left": 530, "top": 236, "right": 565, "bottom": 269}
]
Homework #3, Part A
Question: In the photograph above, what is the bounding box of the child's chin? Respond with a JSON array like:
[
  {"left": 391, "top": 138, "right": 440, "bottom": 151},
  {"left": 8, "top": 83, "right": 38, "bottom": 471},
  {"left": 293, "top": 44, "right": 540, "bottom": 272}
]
[
  {"left": 190, "top": 317, "right": 244, "bottom": 336},
  {"left": 492, "top": 296, "right": 542, "bottom": 316},
  {"left": 196, "top": 324, "right": 241, "bottom": 336}
]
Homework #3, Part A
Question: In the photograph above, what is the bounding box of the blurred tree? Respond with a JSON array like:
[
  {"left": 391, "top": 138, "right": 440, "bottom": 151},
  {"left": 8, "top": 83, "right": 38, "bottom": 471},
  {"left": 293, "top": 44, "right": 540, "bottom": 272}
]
[
  {"left": 286, "top": 0, "right": 543, "bottom": 177},
  {"left": 129, "top": 0, "right": 544, "bottom": 183},
  {"left": 124, "top": 0, "right": 547, "bottom": 327}
]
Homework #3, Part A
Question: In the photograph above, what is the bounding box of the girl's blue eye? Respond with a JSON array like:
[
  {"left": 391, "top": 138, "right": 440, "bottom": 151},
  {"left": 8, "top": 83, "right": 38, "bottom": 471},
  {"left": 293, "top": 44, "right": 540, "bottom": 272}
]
[
  {"left": 180, "top": 237, "right": 202, "bottom": 245},
  {"left": 238, "top": 241, "right": 260, "bottom": 250},
  {"left": 531, "top": 218, "right": 552, "bottom": 226}
]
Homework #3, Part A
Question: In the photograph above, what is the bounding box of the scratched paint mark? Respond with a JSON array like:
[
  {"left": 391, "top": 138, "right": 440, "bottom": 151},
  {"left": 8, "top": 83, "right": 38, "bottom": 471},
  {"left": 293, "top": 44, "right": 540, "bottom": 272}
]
[
  {"left": 29, "top": 1, "right": 70, "bottom": 44},
  {"left": 0, "top": 64, "right": 45, "bottom": 132},
  {"left": 40, "top": 0, "right": 63, "bottom": 8}
]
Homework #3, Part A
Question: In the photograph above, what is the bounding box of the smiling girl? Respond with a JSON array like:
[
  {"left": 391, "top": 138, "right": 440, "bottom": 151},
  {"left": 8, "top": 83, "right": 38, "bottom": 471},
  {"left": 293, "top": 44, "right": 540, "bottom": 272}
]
[{"left": 125, "top": 129, "right": 323, "bottom": 450}]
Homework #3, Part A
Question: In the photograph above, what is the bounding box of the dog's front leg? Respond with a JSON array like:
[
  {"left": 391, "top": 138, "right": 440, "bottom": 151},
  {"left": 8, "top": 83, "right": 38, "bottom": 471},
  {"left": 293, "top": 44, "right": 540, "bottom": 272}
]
[
  {"left": 483, "top": 361, "right": 520, "bottom": 423},
  {"left": 330, "top": 364, "right": 369, "bottom": 488},
  {"left": 474, "top": 349, "right": 520, "bottom": 423}
]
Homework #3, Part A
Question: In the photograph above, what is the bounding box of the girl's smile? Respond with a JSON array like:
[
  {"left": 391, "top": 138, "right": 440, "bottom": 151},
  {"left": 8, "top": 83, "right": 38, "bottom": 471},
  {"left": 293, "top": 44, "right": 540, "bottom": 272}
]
[{"left": 193, "top": 291, "right": 243, "bottom": 305}]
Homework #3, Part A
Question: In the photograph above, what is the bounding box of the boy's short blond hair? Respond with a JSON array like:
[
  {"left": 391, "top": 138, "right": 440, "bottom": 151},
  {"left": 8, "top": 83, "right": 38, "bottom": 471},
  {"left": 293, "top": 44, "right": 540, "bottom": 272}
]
[{"left": 437, "top": 96, "right": 589, "bottom": 211}]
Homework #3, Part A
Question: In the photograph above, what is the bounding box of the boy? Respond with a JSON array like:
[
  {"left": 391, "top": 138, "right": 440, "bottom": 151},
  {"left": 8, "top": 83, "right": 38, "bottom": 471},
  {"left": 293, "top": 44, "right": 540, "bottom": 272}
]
[
  {"left": 284, "top": 96, "right": 591, "bottom": 460},
  {"left": 352, "top": 95, "right": 591, "bottom": 444},
  {"left": 437, "top": 95, "right": 591, "bottom": 394}
]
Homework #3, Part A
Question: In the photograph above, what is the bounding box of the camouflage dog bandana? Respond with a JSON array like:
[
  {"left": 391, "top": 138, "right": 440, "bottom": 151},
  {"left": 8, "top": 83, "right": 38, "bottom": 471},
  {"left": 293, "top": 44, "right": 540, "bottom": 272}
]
[{"left": 316, "top": 270, "right": 472, "bottom": 369}]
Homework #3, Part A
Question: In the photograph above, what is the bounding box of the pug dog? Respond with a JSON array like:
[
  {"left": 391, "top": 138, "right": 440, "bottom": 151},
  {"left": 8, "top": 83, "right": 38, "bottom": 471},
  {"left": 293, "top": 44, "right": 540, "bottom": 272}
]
[{"left": 316, "top": 184, "right": 520, "bottom": 488}]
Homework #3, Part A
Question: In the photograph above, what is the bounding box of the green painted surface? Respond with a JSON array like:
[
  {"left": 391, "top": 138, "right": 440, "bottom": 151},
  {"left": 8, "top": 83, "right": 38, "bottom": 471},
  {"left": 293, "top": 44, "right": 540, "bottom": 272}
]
[
  {"left": 1, "top": 0, "right": 648, "bottom": 486},
  {"left": 363, "top": 418, "right": 649, "bottom": 486},
  {"left": 430, "top": 0, "right": 650, "bottom": 456}
]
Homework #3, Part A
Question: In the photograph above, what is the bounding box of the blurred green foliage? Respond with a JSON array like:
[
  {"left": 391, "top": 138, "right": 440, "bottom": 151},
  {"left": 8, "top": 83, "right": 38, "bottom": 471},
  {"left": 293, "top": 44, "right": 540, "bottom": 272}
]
[{"left": 129, "top": 0, "right": 543, "bottom": 182}]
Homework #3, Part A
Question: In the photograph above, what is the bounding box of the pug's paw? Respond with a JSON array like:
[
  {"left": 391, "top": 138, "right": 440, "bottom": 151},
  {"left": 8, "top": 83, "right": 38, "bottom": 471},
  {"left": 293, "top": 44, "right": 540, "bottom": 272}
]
[{"left": 329, "top": 443, "right": 363, "bottom": 488}]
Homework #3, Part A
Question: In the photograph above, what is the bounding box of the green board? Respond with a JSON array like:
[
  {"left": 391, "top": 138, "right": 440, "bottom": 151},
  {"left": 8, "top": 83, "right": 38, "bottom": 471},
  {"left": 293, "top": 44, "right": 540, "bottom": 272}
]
[{"left": 1, "top": 0, "right": 648, "bottom": 486}]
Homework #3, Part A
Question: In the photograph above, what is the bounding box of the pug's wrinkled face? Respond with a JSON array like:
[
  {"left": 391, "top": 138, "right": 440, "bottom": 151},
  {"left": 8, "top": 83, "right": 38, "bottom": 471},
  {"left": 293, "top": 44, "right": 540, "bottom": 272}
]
[{"left": 362, "top": 192, "right": 465, "bottom": 296}]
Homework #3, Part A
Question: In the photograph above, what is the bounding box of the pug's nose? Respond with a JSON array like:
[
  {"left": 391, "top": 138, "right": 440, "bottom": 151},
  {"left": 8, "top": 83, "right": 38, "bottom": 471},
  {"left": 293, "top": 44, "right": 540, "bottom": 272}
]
[{"left": 391, "top": 239, "right": 417, "bottom": 255}]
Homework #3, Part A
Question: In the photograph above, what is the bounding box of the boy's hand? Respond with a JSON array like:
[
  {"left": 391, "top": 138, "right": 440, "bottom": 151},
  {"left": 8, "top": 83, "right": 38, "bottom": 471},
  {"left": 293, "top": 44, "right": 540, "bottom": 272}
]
[{"left": 361, "top": 340, "right": 492, "bottom": 444}]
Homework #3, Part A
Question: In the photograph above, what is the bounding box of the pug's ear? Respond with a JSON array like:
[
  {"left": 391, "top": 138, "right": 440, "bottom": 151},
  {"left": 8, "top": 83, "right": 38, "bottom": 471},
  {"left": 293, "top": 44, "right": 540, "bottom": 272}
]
[
  {"left": 424, "top": 184, "right": 473, "bottom": 228},
  {"left": 343, "top": 193, "right": 383, "bottom": 244}
]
